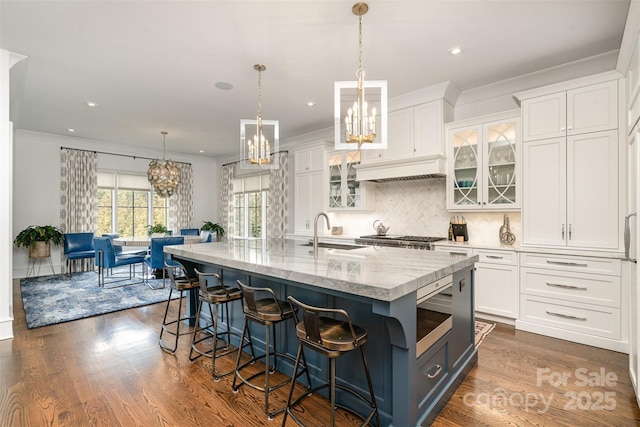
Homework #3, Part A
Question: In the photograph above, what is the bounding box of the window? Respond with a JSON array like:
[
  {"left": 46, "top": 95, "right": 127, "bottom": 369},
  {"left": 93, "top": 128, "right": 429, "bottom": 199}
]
[
  {"left": 98, "top": 171, "right": 169, "bottom": 236},
  {"left": 233, "top": 174, "right": 269, "bottom": 239}
]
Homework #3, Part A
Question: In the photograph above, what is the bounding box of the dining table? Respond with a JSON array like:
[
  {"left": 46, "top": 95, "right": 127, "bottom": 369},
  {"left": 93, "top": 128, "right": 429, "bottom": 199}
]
[{"left": 113, "top": 235, "right": 204, "bottom": 246}]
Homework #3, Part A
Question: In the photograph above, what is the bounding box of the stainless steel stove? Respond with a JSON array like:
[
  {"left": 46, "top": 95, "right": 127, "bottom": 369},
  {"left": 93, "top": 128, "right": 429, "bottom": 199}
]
[{"left": 354, "top": 235, "right": 447, "bottom": 250}]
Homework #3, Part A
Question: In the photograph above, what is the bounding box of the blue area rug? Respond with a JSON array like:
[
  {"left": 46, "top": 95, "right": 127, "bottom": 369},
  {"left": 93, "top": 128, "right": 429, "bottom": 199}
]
[{"left": 20, "top": 268, "right": 174, "bottom": 329}]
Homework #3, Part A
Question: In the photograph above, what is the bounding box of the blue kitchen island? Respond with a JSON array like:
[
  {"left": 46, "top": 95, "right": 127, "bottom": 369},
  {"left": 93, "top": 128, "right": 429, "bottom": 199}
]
[{"left": 165, "top": 238, "right": 478, "bottom": 426}]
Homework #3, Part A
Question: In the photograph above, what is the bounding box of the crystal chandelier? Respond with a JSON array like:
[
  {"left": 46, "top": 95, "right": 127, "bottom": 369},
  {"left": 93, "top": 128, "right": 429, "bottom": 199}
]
[
  {"left": 334, "top": 2, "right": 387, "bottom": 150},
  {"left": 147, "top": 131, "right": 181, "bottom": 197},
  {"left": 241, "top": 64, "right": 279, "bottom": 169}
]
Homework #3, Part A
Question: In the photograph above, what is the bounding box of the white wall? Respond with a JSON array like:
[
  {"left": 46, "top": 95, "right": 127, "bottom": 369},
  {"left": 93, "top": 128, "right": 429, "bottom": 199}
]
[{"left": 12, "top": 130, "right": 219, "bottom": 278}]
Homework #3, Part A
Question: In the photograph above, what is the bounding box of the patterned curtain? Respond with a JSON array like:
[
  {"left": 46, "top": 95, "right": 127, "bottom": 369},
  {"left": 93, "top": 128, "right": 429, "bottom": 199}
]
[
  {"left": 219, "top": 164, "right": 234, "bottom": 240},
  {"left": 60, "top": 148, "right": 97, "bottom": 272},
  {"left": 268, "top": 151, "right": 288, "bottom": 239},
  {"left": 169, "top": 162, "right": 193, "bottom": 233}
]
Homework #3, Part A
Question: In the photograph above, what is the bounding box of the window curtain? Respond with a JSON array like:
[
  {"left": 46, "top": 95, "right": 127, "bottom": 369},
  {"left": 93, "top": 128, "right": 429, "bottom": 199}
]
[
  {"left": 168, "top": 162, "right": 193, "bottom": 233},
  {"left": 268, "top": 151, "right": 288, "bottom": 239},
  {"left": 60, "top": 148, "right": 98, "bottom": 272},
  {"left": 219, "top": 164, "right": 234, "bottom": 240}
]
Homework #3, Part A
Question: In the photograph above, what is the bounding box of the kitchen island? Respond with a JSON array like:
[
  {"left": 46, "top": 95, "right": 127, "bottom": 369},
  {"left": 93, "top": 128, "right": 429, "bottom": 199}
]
[{"left": 165, "top": 239, "right": 478, "bottom": 426}]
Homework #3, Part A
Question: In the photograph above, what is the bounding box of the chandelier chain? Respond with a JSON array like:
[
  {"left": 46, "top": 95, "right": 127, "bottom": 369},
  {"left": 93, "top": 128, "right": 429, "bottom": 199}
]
[
  {"left": 257, "top": 68, "right": 262, "bottom": 120},
  {"left": 358, "top": 14, "right": 363, "bottom": 74}
]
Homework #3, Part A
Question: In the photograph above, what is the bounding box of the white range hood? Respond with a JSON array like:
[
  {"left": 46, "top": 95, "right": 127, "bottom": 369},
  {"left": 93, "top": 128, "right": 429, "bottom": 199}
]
[{"left": 355, "top": 154, "right": 446, "bottom": 182}]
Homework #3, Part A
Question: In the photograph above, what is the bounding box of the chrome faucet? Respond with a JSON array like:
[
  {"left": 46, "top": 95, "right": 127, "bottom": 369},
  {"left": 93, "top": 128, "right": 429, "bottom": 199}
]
[{"left": 313, "top": 212, "right": 331, "bottom": 257}]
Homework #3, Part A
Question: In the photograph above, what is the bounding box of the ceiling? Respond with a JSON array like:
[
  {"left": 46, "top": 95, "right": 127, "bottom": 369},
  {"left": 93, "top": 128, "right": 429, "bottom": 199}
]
[{"left": 0, "top": 0, "right": 631, "bottom": 159}]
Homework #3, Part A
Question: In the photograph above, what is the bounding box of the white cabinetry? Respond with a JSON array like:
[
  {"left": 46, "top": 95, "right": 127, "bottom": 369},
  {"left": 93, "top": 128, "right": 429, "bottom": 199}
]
[
  {"left": 474, "top": 249, "right": 519, "bottom": 322},
  {"left": 328, "top": 150, "right": 374, "bottom": 210},
  {"left": 522, "top": 80, "right": 618, "bottom": 141},
  {"left": 519, "top": 76, "right": 620, "bottom": 250},
  {"left": 447, "top": 111, "right": 520, "bottom": 211},
  {"left": 361, "top": 101, "right": 444, "bottom": 164},
  {"left": 517, "top": 252, "right": 624, "bottom": 352},
  {"left": 522, "top": 130, "right": 618, "bottom": 249},
  {"left": 294, "top": 143, "right": 326, "bottom": 234}
]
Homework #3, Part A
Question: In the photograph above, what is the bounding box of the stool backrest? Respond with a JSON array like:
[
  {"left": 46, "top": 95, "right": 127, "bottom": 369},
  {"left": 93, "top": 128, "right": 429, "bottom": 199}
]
[
  {"left": 287, "top": 296, "right": 359, "bottom": 346},
  {"left": 179, "top": 228, "right": 200, "bottom": 236},
  {"left": 237, "top": 280, "right": 284, "bottom": 318}
]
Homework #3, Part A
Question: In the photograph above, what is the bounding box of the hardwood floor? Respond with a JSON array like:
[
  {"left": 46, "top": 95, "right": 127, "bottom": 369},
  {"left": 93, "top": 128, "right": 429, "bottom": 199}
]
[{"left": 2, "top": 278, "right": 640, "bottom": 426}]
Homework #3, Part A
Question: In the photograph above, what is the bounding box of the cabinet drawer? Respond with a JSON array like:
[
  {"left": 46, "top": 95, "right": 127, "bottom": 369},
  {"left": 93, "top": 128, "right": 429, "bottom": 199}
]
[
  {"left": 475, "top": 249, "right": 517, "bottom": 265},
  {"left": 520, "top": 253, "right": 621, "bottom": 276},
  {"left": 519, "top": 295, "right": 621, "bottom": 340},
  {"left": 434, "top": 246, "right": 473, "bottom": 257},
  {"left": 416, "top": 333, "right": 450, "bottom": 412},
  {"left": 520, "top": 268, "right": 620, "bottom": 308}
]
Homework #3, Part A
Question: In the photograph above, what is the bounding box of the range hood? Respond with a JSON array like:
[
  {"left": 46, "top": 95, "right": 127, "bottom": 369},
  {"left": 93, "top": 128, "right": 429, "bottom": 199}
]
[{"left": 355, "top": 154, "right": 446, "bottom": 182}]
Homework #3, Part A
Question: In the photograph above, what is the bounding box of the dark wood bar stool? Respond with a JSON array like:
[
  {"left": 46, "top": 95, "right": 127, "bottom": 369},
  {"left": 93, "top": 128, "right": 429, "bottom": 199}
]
[
  {"left": 189, "top": 269, "right": 253, "bottom": 381},
  {"left": 232, "top": 280, "right": 311, "bottom": 419},
  {"left": 282, "top": 296, "right": 381, "bottom": 427},
  {"left": 159, "top": 260, "right": 200, "bottom": 353}
]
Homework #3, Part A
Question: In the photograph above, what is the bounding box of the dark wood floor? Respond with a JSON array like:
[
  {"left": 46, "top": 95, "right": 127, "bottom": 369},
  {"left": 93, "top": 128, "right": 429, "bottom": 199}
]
[{"left": 2, "top": 278, "right": 640, "bottom": 426}]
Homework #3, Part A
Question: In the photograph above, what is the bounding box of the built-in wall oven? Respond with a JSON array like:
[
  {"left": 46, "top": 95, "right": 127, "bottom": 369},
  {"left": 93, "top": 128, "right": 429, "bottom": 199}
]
[{"left": 416, "top": 275, "right": 453, "bottom": 358}]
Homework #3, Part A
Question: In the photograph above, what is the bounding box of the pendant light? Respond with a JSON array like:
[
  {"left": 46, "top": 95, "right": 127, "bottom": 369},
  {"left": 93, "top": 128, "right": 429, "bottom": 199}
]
[
  {"left": 241, "top": 64, "right": 279, "bottom": 169},
  {"left": 334, "top": 2, "right": 387, "bottom": 150},
  {"left": 147, "top": 131, "right": 181, "bottom": 197}
]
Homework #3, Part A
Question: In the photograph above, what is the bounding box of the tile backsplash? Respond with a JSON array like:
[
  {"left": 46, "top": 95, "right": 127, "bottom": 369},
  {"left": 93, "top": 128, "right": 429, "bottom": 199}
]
[{"left": 328, "top": 178, "right": 521, "bottom": 245}]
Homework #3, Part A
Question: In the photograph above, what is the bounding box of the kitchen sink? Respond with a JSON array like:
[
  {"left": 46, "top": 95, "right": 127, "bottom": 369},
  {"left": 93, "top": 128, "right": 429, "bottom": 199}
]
[{"left": 300, "top": 242, "right": 366, "bottom": 250}]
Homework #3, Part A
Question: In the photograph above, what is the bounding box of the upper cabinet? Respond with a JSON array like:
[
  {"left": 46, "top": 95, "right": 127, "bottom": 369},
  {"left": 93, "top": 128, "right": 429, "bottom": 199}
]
[
  {"left": 361, "top": 101, "right": 445, "bottom": 164},
  {"left": 516, "top": 75, "right": 621, "bottom": 250},
  {"left": 294, "top": 142, "right": 327, "bottom": 234},
  {"left": 328, "top": 150, "right": 374, "bottom": 210},
  {"left": 522, "top": 80, "right": 618, "bottom": 141},
  {"left": 446, "top": 111, "right": 520, "bottom": 211}
]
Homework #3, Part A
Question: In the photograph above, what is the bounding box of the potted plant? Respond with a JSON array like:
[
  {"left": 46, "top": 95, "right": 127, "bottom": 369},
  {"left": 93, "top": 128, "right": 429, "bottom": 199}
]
[
  {"left": 201, "top": 221, "right": 225, "bottom": 241},
  {"left": 147, "top": 223, "right": 169, "bottom": 237},
  {"left": 14, "top": 225, "right": 65, "bottom": 258}
]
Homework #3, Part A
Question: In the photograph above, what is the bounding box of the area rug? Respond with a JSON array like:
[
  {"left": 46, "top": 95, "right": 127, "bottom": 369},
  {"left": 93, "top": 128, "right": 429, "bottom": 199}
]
[
  {"left": 20, "top": 268, "right": 174, "bottom": 329},
  {"left": 475, "top": 320, "right": 496, "bottom": 347}
]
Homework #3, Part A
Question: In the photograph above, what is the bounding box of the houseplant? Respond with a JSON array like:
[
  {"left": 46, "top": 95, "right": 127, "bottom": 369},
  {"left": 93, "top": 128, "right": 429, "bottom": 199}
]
[
  {"left": 201, "top": 221, "right": 225, "bottom": 240},
  {"left": 147, "top": 223, "right": 169, "bottom": 237},
  {"left": 14, "top": 225, "right": 65, "bottom": 258}
]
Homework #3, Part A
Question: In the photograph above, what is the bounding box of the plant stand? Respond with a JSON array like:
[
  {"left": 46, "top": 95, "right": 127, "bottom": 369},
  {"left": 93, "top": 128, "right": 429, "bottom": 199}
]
[{"left": 26, "top": 242, "right": 55, "bottom": 277}]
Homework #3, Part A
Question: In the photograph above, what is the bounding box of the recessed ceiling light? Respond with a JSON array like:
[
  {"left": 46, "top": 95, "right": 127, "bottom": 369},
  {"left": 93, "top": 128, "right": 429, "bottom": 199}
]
[
  {"left": 448, "top": 46, "right": 463, "bottom": 55},
  {"left": 67, "top": 128, "right": 75, "bottom": 132},
  {"left": 214, "top": 82, "right": 234, "bottom": 90},
  {"left": 86, "top": 101, "right": 97, "bottom": 107},
  {"left": 306, "top": 101, "right": 316, "bottom": 107},
  {"left": 199, "top": 150, "right": 204, "bottom": 153}
]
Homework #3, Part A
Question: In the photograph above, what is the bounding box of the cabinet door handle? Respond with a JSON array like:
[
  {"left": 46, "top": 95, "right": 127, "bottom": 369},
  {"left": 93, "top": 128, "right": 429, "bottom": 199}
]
[
  {"left": 426, "top": 364, "right": 443, "bottom": 379},
  {"left": 546, "top": 260, "right": 588, "bottom": 267},
  {"left": 545, "top": 282, "right": 587, "bottom": 291},
  {"left": 545, "top": 310, "right": 587, "bottom": 321},
  {"left": 449, "top": 252, "right": 468, "bottom": 256},
  {"left": 561, "top": 224, "right": 565, "bottom": 240},
  {"left": 569, "top": 224, "right": 572, "bottom": 240},
  {"left": 486, "top": 255, "right": 504, "bottom": 259}
]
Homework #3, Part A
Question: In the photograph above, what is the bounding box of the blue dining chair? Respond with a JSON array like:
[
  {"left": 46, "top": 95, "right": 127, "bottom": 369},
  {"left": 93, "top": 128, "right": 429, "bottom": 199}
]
[
  {"left": 179, "top": 228, "right": 200, "bottom": 236},
  {"left": 143, "top": 236, "right": 184, "bottom": 289},
  {"left": 63, "top": 232, "right": 96, "bottom": 276},
  {"left": 93, "top": 237, "right": 146, "bottom": 288}
]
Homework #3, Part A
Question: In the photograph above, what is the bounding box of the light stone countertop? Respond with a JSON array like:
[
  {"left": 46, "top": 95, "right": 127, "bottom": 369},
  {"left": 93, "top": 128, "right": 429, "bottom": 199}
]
[
  {"left": 433, "top": 240, "right": 626, "bottom": 259},
  {"left": 165, "top": 238, "right": 478, "bottom": 302}
]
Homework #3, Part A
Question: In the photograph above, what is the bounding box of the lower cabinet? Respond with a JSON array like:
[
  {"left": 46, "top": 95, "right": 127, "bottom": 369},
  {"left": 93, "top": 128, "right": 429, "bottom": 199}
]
[
  {"left": 474, "top": 249, "right": 519, "bottom": 322},
  {"left": 416, "top": 333, "right": 450, "bottom": 413},
  {"left": 517, "top": 252, "right": 624, "bottom": 352}
]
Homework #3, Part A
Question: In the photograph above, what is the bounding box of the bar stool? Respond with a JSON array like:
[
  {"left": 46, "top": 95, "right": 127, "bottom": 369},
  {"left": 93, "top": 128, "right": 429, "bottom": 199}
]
[
  {"left": 282, "top": 296, "right": 380, "bottom": 427},
  {"left": 189, "top": 269, "right": 254, "bottom": 381},
  {"left": 159, "top": 260, "right": 200, "bottom": 353},
  {"left": 232, "top": 280, "right": 311, "bottom": 419}
]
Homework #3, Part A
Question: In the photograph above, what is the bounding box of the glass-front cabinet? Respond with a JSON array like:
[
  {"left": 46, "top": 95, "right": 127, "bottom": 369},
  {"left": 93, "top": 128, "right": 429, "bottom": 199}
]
[
  {"left": 447, "top": 111, "right": 520, "bottom": 211},
  {"left": 328, "top": 150, "right": 374, "bottom": 210}
]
